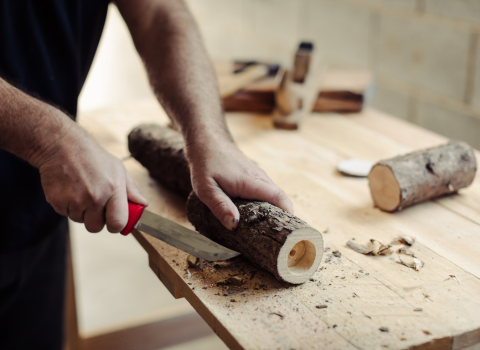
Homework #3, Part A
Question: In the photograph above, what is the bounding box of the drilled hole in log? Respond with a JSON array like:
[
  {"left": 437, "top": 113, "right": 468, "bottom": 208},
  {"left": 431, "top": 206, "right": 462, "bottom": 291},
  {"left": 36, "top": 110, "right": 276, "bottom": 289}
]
[{"left": 287, "top": 240, "right": 316, "bottom": 275}]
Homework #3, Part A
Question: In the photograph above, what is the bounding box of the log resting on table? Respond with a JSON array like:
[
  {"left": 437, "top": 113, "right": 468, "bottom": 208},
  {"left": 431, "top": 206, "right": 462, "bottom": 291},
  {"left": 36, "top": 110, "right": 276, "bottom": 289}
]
[
  {"left": 128, "top": 123, "right": 324, "bottom": 284},
  {"left": 368, "top": 141, "right": 477, "bottom": 212},
  {"left": 128, "top": 124, "right": 192, "bottom": 197},
  {"left": 187, "top": 192, "right": 323, "bottom": 284}
]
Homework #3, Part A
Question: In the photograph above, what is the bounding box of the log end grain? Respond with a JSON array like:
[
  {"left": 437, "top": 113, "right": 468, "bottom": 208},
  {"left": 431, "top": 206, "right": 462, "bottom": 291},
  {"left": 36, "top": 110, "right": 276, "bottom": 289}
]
[
  {"left": 368, "top": 141, "right": 477, "bottom": 212},
  {"left": 278, "top": 228, "right": 322, "bottom": 284},
  {"left": 368, "top": 164, "right": 402, "bottom": 212},
  {"left": 187, "top": 193, "right": 323, "bottom": 284}
]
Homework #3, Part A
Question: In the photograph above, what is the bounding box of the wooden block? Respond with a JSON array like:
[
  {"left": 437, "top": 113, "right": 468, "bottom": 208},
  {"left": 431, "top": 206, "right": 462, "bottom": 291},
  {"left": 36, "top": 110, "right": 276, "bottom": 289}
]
[{"left": 221, "top": 67, "right": 374, "bottom": 114}]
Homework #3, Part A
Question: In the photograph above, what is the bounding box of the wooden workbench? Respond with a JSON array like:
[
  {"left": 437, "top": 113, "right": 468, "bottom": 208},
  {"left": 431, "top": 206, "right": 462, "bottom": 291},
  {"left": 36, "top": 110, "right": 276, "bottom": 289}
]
[{"left": 79, "top": 98, "right": 480, "bottom": 350}]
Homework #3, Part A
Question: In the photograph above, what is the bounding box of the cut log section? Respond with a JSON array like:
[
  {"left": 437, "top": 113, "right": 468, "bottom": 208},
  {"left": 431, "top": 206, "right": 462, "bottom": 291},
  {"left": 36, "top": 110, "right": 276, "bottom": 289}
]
[
  {"left": 128, "top": 124, "right": 192, "bottom": 197},
  {"left": 187, "top": 193, "right": 323, "bottom": 284},
  {"left": 128, "top": 123, "right": 324, "bottom": 284},
  {"left": 368, "top": 141, "right": 477, "bottom": 212}
]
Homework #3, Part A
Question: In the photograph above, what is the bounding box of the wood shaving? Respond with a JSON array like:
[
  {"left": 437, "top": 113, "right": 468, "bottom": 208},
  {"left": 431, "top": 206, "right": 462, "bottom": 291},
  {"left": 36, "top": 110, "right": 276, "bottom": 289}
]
[
  {"left": 368, "top": 239, "right": 394, "bottom": 255},
  {"left": 393, "top": 235, "right": 415, "bottom": 246},
  {"left": 186, "top": 255, "right": 199, "bottom": 268},
  {"left": 346, "top": 240, "right": 372, "bottom": 255},
  {"left": 396, "top": 255, "right": 424, "bottom": 271},
  {"left": 449, "top": 275, "right": 460, "bottom": 284},
  {"left": 398, "top": 246, "right": 415, "bottom": 256},
  {"left": 186, "top": 269, "right": 192, "bottom": 278}
]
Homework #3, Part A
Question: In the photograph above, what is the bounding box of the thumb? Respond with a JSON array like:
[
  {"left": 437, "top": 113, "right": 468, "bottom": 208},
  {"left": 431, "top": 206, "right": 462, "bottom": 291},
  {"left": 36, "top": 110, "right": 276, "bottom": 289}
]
[
  {"left": 125, "top": 169, "right": 149, "bottom": 206},
  {"left": 197, "top": 184, "right": 239, "bottom": 230}
]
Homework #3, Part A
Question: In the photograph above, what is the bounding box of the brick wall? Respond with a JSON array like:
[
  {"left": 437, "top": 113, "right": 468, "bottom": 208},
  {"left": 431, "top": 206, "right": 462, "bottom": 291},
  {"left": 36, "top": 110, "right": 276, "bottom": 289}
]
[{"left": 184, "top": 0, "right": 480, "bottom": 149}]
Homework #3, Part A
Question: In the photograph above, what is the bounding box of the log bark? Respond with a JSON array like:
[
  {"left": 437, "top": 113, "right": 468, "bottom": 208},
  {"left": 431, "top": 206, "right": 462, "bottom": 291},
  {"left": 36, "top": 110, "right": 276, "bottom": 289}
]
[
  {"left": 187, "top": 192, "right": 323, "bottom": 284},
  {"left": 128, "top": 123, "right": 324, "bottom": 284},
  {"left": 128, "top": 124, "right": 192, "bottom": 197},
  {"left": 368, "top": 141, "right": 477, "bottom": 212}
]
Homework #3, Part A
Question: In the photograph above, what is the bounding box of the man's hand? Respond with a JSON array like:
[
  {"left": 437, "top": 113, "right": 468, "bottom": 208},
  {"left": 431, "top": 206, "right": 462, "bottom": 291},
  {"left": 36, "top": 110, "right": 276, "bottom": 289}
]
[
  {"left": 188, "top": 139, "right": 293, "bottom": 230},
  {"left": 0, "top": 77, "right": 148, "bottom": 233},
  {"left": 36, "top": 125, "right": 148, "bottom": 233}
]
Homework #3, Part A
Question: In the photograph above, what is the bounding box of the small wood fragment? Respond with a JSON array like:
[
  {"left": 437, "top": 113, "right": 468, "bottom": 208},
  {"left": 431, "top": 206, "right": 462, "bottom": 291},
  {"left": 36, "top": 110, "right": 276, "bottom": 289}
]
[
  {"left": 397, "top": 255, "right": 424, "bottom": 271},
  {"left": 394, "top": 235, "right": 416, "bottom": 246},
  {"left": 368, "top": 239, "right": 394, "bottom": 256},
  {"left": 346, "top": 240, "right": 373, "bottom": 255},
  {"left": 186, "top": 255, "right": 199, "bottom": 268},
  {"left": 398, "top": 246, "right": 415, "bottom": 256}
]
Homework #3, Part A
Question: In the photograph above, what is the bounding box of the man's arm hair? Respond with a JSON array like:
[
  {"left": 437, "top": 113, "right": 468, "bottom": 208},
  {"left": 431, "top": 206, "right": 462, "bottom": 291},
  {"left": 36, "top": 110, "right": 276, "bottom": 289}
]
[
  {"left": 0, "top": 77, "right": 74, "bottom": 167},
  {"left": 115, "top": 0, "right": 232, "bottom": 148}
]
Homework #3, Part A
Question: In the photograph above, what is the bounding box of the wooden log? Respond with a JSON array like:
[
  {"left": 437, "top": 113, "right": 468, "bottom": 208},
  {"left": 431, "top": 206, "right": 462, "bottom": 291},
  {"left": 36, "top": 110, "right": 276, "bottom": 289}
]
[
  {"left": 368, "top": 141, "right": 477, "bottom": 212},
  {"left": 128, "top": 124, "right": 192, "bottom": 197},
  {"left": 187, "top": 192, "right": 323, "bottom": 284},
  {"left": 129, "top": 123, "right": 324, "bottom": 284}
]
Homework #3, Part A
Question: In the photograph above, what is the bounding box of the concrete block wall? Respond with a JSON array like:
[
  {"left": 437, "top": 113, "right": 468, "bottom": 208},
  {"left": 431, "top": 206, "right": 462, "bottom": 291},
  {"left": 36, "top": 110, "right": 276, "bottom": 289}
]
[{"left": 184, "top": 0, "right": 480, "bottom": 149}]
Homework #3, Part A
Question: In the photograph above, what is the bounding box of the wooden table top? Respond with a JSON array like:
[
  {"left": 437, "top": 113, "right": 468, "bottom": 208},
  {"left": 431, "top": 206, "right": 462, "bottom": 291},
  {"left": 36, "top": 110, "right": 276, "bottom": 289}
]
[{"left": 79, "top": 98, "right": 480, "bottom": 350}]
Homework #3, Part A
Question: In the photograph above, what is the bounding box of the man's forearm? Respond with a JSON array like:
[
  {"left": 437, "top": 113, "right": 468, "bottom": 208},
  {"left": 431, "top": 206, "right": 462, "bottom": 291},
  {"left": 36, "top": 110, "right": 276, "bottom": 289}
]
[
  {"left": 0, "top": 78, "right": 75, "bottom": 167},
  {"left": 116, "top": 0, "right": 231, "bottom": 149}
]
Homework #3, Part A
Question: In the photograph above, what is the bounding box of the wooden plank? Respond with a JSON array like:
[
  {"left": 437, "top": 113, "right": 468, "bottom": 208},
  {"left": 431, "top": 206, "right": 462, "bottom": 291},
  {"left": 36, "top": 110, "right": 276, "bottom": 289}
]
[
  {"left": 82, "top": 312, "right": 214, "bottom": 350},
  {"left": 148, "top": 256, "right": 183, "bottom": 299},
  {"left": 79, "top": 99, "right": 480, "bottom": 350}
]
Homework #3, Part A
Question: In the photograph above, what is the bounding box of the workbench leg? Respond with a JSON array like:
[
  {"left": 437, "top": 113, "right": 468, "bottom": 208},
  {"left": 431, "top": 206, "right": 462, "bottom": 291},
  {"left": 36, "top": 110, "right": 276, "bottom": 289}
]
[{"left": 64, "top": 231, "right": 82, "bottom": 350}]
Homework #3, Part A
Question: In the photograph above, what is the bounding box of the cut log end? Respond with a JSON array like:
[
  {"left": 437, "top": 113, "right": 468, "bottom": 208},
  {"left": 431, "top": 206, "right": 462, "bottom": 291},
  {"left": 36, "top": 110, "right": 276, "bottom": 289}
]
[
  {"left": 279, "top": 228, "right": 322, "bottom": 284},
  {"left": 368, "top": 164, "right": 401, "bottom": 212}
]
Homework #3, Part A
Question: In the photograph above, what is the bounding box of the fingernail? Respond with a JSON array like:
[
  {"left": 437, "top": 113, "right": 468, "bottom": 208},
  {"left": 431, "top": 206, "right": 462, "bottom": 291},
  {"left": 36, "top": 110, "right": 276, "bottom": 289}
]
[{"left": 223, "top": 215, "right": 239, "bottom": 230}]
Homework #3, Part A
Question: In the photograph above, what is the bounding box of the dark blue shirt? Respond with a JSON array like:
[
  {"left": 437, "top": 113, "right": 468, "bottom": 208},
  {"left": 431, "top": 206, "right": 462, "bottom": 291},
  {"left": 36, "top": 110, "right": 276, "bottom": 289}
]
[{"left": 0, "top": 0, "right": 110, "bottom": 251}]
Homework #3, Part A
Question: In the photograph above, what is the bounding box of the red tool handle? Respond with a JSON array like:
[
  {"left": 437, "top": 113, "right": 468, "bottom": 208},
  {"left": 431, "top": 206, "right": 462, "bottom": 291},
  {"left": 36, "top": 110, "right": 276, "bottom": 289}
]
[{"left": 120, "top": 201, "right": 146, "bottom": 236}]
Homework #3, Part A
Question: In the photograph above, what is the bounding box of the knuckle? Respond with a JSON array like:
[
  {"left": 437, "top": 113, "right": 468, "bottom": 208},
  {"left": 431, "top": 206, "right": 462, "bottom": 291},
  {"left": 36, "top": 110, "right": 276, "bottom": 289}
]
[
  {"left": 273, "top": 188, "right": 288, "bottom": 202},
  {"left": 107, "top": 218, "right": 125, "bottom": 233},
  {"left": 211, "top": 200, "right": 229, "bottom": 217}
]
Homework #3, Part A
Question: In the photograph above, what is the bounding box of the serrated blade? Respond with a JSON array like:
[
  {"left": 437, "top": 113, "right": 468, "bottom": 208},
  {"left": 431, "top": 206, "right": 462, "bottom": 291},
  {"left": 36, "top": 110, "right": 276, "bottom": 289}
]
[{"left": 136, "top": 210, "right": 240, "bottom": 261}]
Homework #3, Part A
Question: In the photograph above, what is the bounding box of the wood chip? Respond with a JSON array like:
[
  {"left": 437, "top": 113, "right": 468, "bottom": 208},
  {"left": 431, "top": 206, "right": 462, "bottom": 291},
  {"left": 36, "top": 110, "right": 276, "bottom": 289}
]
[
  {"left": 449, "top": 275, "right": 460, "bottom": 284},
  {"left": 398, "top": 246, "right": 415, "bottom": 256},
  {"left": 346, "top": 240, "right": 372, "bottom": 255},
  {"left": 393, "top": 235, "right": 415, "bottom": 246},
  {"left": 368, "top": 239, "right": 394, "bottom": 255},
  {"left": 397, "top": 255, "right": 424, "bottom": 271},
  {"left": 186, "top": 255, "right": 199, "bottom": 268},
  {"left": 332, "top": 250, "right": 341, "bottom": 258}
]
